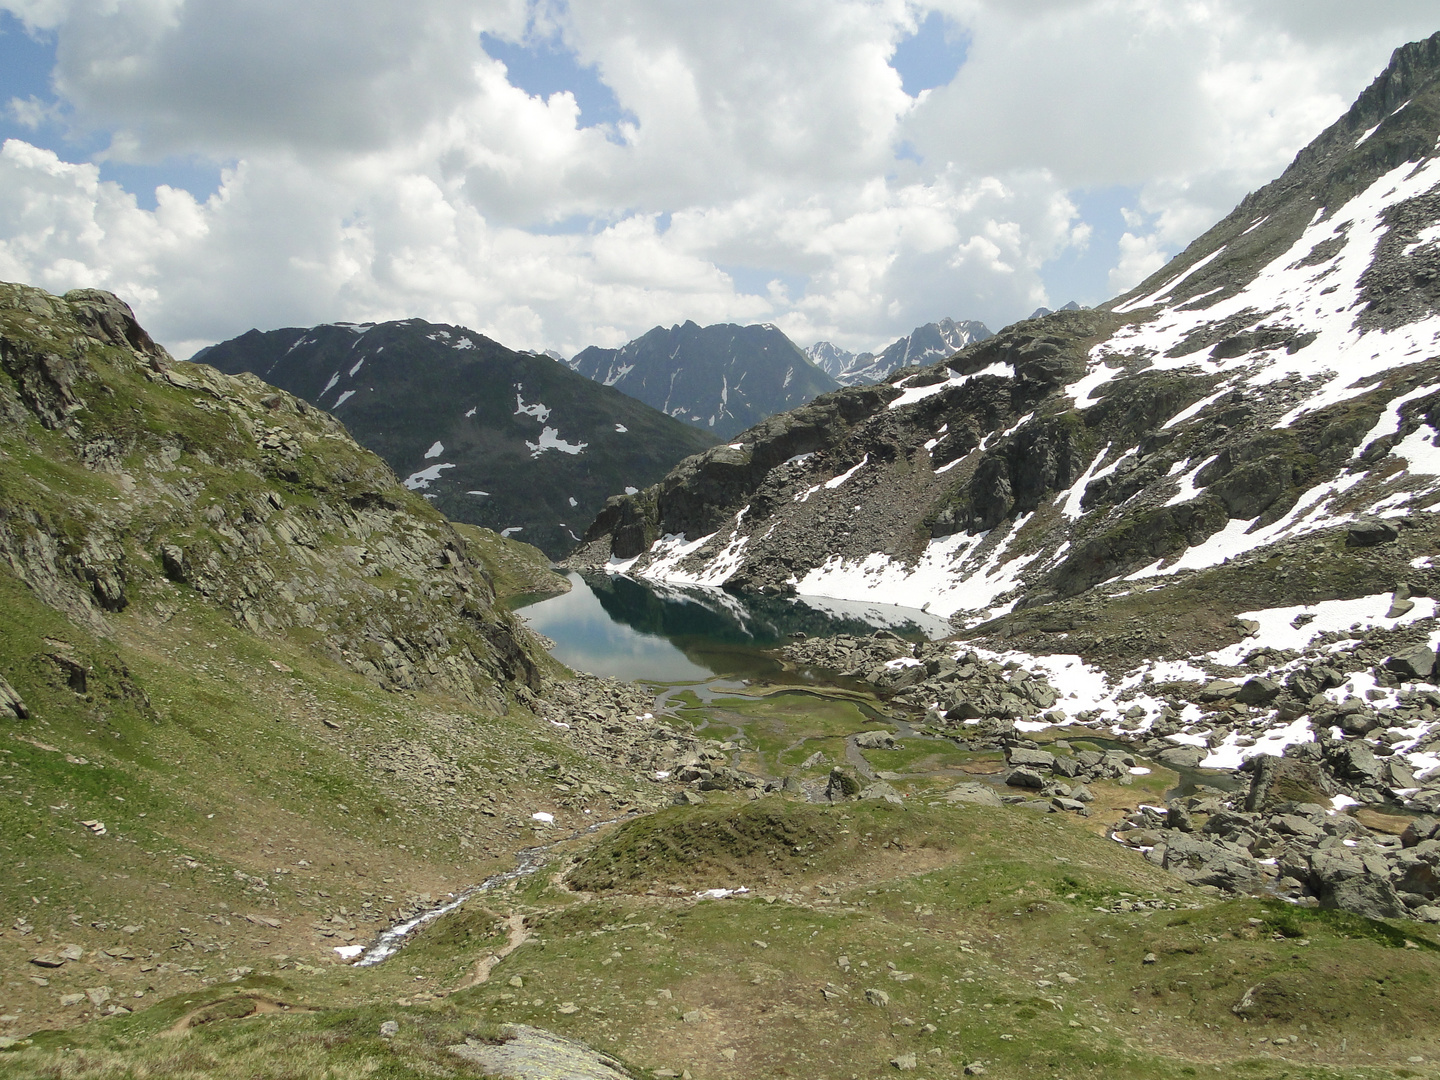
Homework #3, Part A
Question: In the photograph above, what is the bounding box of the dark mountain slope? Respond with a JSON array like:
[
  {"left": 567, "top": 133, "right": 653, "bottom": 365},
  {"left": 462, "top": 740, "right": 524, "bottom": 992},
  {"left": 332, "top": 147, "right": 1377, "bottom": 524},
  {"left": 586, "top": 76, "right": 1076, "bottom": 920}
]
[
  {"left": 198, "top": 321, "right": 716, "bottom": 558},
  {"left": 570, "top": 320, "right": 839, "bottom": 439}
]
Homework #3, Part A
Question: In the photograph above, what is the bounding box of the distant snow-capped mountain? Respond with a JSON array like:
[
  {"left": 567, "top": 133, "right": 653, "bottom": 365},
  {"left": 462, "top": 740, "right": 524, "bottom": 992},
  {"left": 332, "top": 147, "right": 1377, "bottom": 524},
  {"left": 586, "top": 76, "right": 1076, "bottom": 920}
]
[{"left": 806, "top": 318, "right": 992, "bottom": 385}]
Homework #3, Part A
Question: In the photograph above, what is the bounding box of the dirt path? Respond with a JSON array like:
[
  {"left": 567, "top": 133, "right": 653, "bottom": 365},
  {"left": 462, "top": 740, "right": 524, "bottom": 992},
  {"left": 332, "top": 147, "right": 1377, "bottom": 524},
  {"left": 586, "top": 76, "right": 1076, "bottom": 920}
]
[
  {"left": 454, "top": 912, "right": 529, "bottom": 990},
  {"left": 844, "top": 734, "right": 877, "bottom": 780}
]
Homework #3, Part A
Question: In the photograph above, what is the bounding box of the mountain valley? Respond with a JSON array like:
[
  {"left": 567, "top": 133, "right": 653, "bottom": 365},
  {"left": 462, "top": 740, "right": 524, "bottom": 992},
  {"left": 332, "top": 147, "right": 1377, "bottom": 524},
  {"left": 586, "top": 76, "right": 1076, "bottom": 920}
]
[{"left": 7, "top": 31, "right": 1440, "bottom": 1080}]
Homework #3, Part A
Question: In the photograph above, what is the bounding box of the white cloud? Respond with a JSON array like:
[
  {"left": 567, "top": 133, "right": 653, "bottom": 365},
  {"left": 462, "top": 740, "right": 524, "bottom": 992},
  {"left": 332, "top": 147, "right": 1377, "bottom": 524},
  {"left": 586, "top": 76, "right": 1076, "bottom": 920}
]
[{"left": 0, "top": 0, "right": 1435, "bottom": 358}]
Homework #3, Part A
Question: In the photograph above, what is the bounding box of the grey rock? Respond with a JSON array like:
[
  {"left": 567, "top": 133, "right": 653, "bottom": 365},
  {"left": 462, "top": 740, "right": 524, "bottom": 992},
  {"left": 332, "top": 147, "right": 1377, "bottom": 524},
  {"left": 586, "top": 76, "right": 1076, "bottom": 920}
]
[
  {"left": 860, "top": 781, "right": 904, "bottom": 805},
  {"left": 942, "top": 782, "right": 1003, "bottom": 806},
  {"left": 1236, "top": 677, "right": 1282, "bottom": 706},
  {"left": 865, "top": 988, "right": 891, "bottom": 1007},
  {"left": 449, "top": 1025, "right": 633, "bottom": 1079},
  {"left": 1386, "top": 645, "right": 1437, "bottom": 682},
  {"left": 0, "top": 673, "right": 28, "bottom": 719},
  {"left": 1244, "top": 754, "right": 1332, "bottom": 812},
  {"left": 1007, "top": 748, "right": 1056, "bottom": 770},
  {"left": 1347, "top": 518, "right": 1399, "bottom": 546},
  {"left": 380, "top": 1021, "right": 399, "bottom": 1038},
  {"left": 1004, "top": 767, "right": 1046, "bottom": 789},
  {"left": 1402, "top": 816, "right": 1440, "bottom": 848},
  {"left": 1198, "top": 679, "right": 1243, "bottom": 702},
  {"left": 854, "top": 730, "right": 896, "bottom": 750},
  {"left": 1327, "top": 742, "right": 1384, "bottom": 784},
  {"left": 1157, "top": 745, "right": 1207, "bottom": 770},
  {"left": 1165, "top": 801, "right": 1194, "bottom": 832}
]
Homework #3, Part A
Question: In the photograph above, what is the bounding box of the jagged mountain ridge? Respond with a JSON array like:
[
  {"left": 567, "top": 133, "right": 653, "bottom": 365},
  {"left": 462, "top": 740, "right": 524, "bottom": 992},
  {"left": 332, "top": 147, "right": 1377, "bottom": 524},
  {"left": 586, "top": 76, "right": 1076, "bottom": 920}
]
[
  {"left": 569, "top": 34, "right": 1440, "bottom": 795},
  {"left": 569, "top": 320, "right": 839, "bottom": 439},
  {"left": 197, "top": 320, "right": 717, "bottom": 558},
  {"left": 806, "top": 317, "right": 993, "bottom": 386}
]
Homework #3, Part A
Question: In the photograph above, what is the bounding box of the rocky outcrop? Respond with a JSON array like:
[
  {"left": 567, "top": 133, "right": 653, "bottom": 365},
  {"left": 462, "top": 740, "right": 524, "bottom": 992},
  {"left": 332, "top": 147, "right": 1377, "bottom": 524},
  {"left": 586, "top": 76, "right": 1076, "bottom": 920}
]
[
  {"left": 450, "top": 1025, "right": 633, "bottom": 1080},
  {"left": 0, "top": 282, "right": 547, "bottom": 708},
  {"left": 1113, "top": 744, "right": 1440, "bottom": 923}
]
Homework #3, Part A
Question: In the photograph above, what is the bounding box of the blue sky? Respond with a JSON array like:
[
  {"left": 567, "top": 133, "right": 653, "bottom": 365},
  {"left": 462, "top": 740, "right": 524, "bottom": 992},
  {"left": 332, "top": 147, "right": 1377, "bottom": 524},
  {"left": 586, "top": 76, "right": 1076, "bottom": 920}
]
[{"left": 0, "top": 2, "right": 1432, "bottom": 356}]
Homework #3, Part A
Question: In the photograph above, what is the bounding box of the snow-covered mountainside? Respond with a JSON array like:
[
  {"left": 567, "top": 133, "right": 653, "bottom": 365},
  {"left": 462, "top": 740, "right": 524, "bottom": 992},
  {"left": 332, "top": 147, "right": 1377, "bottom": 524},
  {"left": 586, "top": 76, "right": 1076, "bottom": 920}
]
[
  {"left": 807, "top": 318, "right": 993, "bottom": 386},
  {"left": 571, "top": 33, "right": 1440, "bottom": 799},
  {"left": 197, "top": 320, "right": 716, "bottom": 557},
  {"left": 569, "top": 320, "right": 838, "bottom": 439}
]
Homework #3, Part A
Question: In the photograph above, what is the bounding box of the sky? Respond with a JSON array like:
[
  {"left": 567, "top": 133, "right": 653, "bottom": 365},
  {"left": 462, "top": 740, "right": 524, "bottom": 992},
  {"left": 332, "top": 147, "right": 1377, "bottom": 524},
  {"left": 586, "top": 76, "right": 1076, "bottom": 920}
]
[{"left": 0, "top": 2, "right": 1435, "bottom": 361}]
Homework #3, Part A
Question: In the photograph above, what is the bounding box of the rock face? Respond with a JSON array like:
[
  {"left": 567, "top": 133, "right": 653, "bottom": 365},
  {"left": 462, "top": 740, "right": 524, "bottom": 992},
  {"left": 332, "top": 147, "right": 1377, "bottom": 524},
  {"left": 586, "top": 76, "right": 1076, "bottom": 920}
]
[
  {"left": 806, "top": 318, "right": 993, "bottom": 386},
  {"left": 1, "top": 283, "right": 546, "bottom": 707},
  {"left": 198, "top": 320, "right": 716, "bottom": 558},
  {"left": 570, "top": 34, "right": 1440, "bottom": 630},
  {"left": 570, "top": 320, "right": 838, "bottom": 440}
]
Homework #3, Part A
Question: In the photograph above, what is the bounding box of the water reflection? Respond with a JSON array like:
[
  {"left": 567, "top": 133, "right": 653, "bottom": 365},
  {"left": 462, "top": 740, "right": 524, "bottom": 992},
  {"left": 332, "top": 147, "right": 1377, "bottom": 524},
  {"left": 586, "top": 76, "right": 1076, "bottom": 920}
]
[{"left": 515, "top": 572, "right": 951, "bottom": 682}]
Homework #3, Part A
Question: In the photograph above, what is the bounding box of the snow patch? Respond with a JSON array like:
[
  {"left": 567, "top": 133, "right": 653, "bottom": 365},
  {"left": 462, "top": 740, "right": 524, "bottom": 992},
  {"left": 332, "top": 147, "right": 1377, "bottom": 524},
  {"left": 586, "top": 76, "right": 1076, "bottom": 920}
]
[{"left": 403, "top": 463, "right": 455, "bottom": 490}]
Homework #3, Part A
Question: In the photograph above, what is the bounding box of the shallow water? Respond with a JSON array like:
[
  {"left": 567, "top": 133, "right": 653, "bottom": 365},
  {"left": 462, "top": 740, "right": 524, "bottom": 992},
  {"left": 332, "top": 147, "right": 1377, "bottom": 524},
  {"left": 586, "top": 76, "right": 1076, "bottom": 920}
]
[{"left": 515, "top": 572, "right": 950, "bottom": 682}]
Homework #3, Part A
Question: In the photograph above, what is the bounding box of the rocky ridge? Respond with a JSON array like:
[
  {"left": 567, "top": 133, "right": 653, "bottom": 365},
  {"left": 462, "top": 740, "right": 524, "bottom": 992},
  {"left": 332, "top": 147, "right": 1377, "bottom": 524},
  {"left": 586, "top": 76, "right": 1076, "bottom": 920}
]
[
  {"left": 570, "top": 320, "right": 839, "bottom": 440},
  {"left": 200, "top": 319, "right": 716, "bottom": 559}
]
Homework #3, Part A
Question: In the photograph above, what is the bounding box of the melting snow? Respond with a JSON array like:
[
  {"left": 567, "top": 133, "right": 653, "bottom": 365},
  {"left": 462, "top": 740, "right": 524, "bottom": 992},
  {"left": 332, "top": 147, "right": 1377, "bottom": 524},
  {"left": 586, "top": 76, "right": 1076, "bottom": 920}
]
[
  {"left": 320, "top": 371, "right": 341, "bottom": 397},
  {"left": 615, "top": 423, "right": 628, "bottom": 432},
  {"left": 403, "top": 463, "right": 455, "bottom": 490},
  {"left": 825, "top": 454, "right": 870, "bottom": 489},
  {"left": 333, "top": 390, "right": 356, "bottom": 408},
  {"left": 424, "top": 441, "right": 444, "bottom": 459},
  {"left": 888, "top": 362, "right": 1010, "bottom": 409},
  {"left": 515, "top": 387, "right": 551, "bottom": 423},
  {"left": 502, "top": 527, "right": 523, "bottom": 537},
  {"left": 526, "top": 428, "right": 588, "bottom": 457}
]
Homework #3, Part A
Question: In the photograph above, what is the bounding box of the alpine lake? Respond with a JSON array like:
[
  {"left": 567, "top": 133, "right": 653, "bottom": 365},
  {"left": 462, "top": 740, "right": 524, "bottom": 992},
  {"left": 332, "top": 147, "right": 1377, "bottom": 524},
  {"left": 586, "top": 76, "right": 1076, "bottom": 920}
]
[{"left": 513, "top": 572, "right": 1213, "bottom": 808}]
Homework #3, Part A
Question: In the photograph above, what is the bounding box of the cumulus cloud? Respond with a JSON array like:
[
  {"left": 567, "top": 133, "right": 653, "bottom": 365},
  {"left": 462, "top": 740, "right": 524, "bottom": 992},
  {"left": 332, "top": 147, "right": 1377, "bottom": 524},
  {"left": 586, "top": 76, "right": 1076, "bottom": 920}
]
[{"left": 0, "top": 0, "right": 1436, "bottom": 357}]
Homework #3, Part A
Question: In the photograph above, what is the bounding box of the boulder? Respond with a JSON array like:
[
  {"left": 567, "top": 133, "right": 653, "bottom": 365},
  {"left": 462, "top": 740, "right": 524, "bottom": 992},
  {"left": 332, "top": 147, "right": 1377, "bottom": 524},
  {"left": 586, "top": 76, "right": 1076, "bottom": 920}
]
[
  {"left": 1327, "top": 742, "right": 1385, "bottom": 785},
  {"left": 1161, "top": 833, "right": 1265, "bottom": 891},
  {"left": 0, "top": 675, "right": 26, "bottom": 720},
  {"left": 1402, "top": 816, "right": 1440, "bottom": 848},
  {"left": 1347, "top": 518, "right": 1399, "bottom": 546},
  {"left": 1198, "top": 679, "right": 1243, "bottom": 702},
  {"left": 1003, "top": 767, "right": 1046, "bottom": 789},
  {"left": 854, "top": 730, "right": 896, "bottom": 750},
  {"left": 1385, "top": 646, "right": 1438, "bottom": 682},
  {"left": 449, "top": 1024, "right": 633, "bottom": 1080},
  {"left": 1006, "top": 748, "right": 1056, "bottom": 771},
  {"left": 1157, "top": 745, "right": 1207, "bottom": 769},
  {"left": 859, "top": 781, "right": 904, "bottom": 805},
  {"left": 1243, "top": 754, "right": 1331, "bottom": 812},
  {"left": 1236, "top": 677, "right": 1282, "bottom": 706}
]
